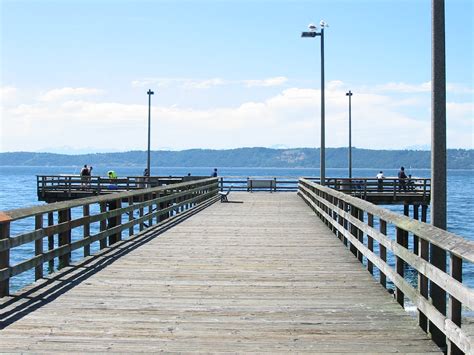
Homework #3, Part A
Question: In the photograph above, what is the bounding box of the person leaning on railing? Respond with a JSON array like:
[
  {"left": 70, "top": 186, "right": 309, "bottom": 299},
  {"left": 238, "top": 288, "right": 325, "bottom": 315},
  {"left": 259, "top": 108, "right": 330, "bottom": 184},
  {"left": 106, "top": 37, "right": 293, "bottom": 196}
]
[{"left": 376, "top": 171, "right": 384, "bottom": 192}]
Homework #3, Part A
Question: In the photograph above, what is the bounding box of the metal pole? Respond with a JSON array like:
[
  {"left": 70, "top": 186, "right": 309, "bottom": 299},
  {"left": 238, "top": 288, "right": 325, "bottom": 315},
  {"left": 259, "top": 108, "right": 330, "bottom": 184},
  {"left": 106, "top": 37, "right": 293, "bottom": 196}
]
[
  {"left": 320, "top": 27, "right": 325, "bottom": 185},
  {"left": 430, "top": 0, "right": 447, "bottom": 348},
  {"left": 146, "top": 89, "right": 154, "bottom": 176},
  {"left": 346, "top": 91, "right": 353, "bottom": 179}
]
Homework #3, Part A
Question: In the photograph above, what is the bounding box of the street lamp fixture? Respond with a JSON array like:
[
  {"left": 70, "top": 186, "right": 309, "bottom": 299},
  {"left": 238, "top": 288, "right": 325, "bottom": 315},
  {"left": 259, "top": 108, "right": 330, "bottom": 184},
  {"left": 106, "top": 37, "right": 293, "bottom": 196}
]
[
  {"left": 147, "top": 89, "right": 154, "bottom": 177},
  {"left": 346, "top": 90, "right": 353, "bottom": 179},
  {"left": 301, "top": 20, "right": 328, "bottom": 185}
]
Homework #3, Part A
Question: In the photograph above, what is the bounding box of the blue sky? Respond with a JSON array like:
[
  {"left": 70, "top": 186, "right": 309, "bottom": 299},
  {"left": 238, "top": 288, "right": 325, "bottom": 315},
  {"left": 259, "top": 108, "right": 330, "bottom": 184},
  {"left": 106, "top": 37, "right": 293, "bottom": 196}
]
[{"left": 1, "top": 0, "right": 472, "bottom": 152}]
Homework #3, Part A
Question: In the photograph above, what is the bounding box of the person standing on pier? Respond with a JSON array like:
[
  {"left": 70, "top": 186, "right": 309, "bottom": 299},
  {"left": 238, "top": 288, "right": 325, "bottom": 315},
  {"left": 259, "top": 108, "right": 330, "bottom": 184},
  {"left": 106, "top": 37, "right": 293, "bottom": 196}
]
[
  {"left": 398, "top": 166, "right": 407, "bottom": 191},
  {"left": 376, "top": 171, "right": 384, "bottom": 191},
  {"left": 211, "top": 168, "right": 218, "bottom": 177},
  {"left": 80, "top": 164, "right": 92, "bottom": 189}
]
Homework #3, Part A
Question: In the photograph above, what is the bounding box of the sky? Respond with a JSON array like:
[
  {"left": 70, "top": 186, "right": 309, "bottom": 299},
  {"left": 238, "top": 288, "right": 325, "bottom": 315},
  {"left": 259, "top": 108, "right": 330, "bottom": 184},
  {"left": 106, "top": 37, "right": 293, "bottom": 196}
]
[{"left": 1, "top": 0, "right": 473, "bottom": 153}]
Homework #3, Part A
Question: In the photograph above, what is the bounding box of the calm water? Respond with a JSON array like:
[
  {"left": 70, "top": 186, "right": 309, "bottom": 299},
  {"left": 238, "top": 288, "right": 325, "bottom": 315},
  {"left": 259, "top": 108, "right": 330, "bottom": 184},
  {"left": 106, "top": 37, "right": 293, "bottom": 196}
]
[{"left": 1, "top": 166, "right": 473, "bottom": 295}]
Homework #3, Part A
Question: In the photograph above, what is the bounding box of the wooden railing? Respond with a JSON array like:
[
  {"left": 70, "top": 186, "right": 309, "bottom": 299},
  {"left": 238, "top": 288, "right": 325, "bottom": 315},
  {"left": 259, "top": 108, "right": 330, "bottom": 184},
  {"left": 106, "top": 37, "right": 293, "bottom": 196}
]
[
  {"left": 36, "top": 175, "right": 188, "bottom": 198},
  {"left": 1, "top": 178, "right": 219, "bottom": 297},
  {"left": 218, "top": 176, "right": 300, "bottom": 192},
  {"left": 312, "top": 177, "right": 431, "bottom": 201},
  {"left": 298, "top": 178, "right": 473, "bottom": 354}
]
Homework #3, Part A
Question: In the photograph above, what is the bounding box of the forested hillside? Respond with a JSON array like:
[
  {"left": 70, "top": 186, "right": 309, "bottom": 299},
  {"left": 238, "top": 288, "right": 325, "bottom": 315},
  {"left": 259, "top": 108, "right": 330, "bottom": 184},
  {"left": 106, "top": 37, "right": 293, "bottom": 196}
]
[{"left": 0, "top": 148, "right": 472, "bottom": 169}]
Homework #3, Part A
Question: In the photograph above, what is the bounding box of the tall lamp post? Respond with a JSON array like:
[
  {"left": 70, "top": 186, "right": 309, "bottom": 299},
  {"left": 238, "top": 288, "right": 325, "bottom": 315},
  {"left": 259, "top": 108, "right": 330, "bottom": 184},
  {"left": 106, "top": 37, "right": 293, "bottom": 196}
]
[
  {"left": 146, "top": 89, "right": 154, "bottom": 176},
  {"left": 302, "top": 21, "right": 328, "bottom": 185},
  {"left": 346, "top": 90, "right": 353, "bottom": 179}
]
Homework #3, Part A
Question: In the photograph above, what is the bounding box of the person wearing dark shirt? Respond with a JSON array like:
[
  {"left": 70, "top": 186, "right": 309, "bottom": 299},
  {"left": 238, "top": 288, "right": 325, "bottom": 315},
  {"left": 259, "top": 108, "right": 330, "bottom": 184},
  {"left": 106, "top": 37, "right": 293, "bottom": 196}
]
[
  {"left": 212, "top": 168, "right": 218, "bottom": 177},
  {"left": 398, "top": 166, "right": 408, "bottom": 191}
]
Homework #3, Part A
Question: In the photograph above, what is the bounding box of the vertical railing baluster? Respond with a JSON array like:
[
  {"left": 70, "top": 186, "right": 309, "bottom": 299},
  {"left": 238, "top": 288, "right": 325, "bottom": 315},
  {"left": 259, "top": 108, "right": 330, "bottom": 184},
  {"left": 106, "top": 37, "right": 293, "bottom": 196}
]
[
  {"left": 35, "top": 214, "right": 43, "bottom": 280},
  {"left": 447, "top": 254, "right": 462, "bottom": 355},
  {"left": 367, "top": 213, "right": 374, "bottom": 275},
  {"left": 83, "top": 205, "right": 90, "bottom": 257},
  {"left": 128, "top": 196, "right": 134, "bottom": 237},
  {"left": 139, "top": 194, "right": 145, "bottom": 231},
  {"left": 99, "top": 202, "right": 107, "bottom": 249},
  {"left": 47, "top": 212, "right": 54, "bottom": 272},
  {"left": 395, "top": 227, "right": 405, "bottom": 307},
  {"left": 379, "top": 219, "right": 387, "bottom": 289},
  {"left": 413, "top": 205, "right": 419, "bottom": 255},
  {"left": 58, "top": 208, "right": 71, "bottom": 268},
  {"left": 349, "top": 205, "right": 358, "bottom": 257},
  {"left": 418, "top": 236, "right": 429, "bottom": 332},
  {"left": 0, "top": 218, "right": 11, "bottom": 297},
  {"left": 357, "top": 209, "right": 364, "bottom": 262}
]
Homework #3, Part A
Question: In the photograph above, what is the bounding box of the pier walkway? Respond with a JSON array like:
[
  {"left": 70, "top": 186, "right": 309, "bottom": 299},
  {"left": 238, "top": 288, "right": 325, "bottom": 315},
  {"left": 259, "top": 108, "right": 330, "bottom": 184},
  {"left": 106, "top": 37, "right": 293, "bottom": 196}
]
[{"left": 0, "top": 193, "right": 440, "bottom": 353}]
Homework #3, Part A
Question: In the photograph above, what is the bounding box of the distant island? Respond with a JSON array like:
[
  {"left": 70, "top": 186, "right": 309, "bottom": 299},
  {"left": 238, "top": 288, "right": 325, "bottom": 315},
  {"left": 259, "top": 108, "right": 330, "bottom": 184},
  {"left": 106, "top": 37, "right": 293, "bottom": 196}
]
[{"left": 0, "top": 148, "right": 472, "bottom": 169}]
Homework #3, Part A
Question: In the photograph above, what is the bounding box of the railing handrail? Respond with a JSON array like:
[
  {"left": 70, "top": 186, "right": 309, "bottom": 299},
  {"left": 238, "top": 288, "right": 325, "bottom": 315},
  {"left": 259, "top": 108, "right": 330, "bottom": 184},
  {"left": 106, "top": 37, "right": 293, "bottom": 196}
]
[
  {"left": 299, "top": 178, "right": 471, "bottom": 262},
  {"left": 1, "top": 177, "right": 219, "bottom": 298},
  {"left": 13, "top": 178, "right": 217, "bottom": 221},
  {"left": 298, "top": 178, "right": 472, "bottom": 354}
]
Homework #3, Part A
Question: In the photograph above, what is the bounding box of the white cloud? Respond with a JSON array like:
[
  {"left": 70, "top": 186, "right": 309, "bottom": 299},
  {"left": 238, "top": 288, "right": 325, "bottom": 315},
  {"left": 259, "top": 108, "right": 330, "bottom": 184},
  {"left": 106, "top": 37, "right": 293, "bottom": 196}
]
[
  {"left": 0, "top": 86, "right": 19, "bottom": 104},
  {"left": 1, "top": 80, "right": 472, "bottom": 152},
  {"left": 38, "top": 87, "right": 105, "bottom": 102},
  {"left": 375, "top": 82, "right": 431, "bottom": 93},
  {"left": 243, "top": 76, "right": 288, "bottom": 87},
  {"left": 372, "top": 81, "right": 473, "bottom": 95},
  {"left": 131, "top": 76, "right": 288, "bottom": 89}
]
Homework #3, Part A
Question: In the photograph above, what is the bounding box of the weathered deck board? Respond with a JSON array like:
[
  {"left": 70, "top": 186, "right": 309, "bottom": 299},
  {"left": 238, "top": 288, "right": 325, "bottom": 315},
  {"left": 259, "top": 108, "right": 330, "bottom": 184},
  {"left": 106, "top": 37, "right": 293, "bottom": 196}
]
[{"left": 0, "top": 193, "right": 440, "bottom": 353}]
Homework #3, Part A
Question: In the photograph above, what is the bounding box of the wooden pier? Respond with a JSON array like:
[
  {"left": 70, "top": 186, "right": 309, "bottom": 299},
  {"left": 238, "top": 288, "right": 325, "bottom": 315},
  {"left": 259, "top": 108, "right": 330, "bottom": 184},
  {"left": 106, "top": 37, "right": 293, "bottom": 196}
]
[{"left": 1, "top": 177, "right": 472, "bottom": 353}]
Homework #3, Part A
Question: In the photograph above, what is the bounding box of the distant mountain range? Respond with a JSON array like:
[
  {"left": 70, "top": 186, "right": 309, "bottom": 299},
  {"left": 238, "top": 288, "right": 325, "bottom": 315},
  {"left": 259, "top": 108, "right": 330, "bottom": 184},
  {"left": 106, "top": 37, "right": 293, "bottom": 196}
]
[{"left": 0, "top": 148, "right": 472, "bottom": 169}]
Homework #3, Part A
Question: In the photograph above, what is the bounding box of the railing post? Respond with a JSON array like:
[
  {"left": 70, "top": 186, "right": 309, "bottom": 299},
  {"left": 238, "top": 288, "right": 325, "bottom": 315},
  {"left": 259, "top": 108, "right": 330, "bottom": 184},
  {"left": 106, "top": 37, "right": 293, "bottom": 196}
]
[
  {"left": 58, "top": 208, "right": 71, "bottom": 268},
  {"left": 413, "top": 205, "right": 420, "bottom": 255},
  {"left": 47, "top": 212, "right": 54, "bottom": 272},
  {"left": 447, "top": 254, "right": 462, "bottom": 355},
  {"left": 357, "top": 209, "right": 364, "bottom": 262},
  {"left": 0, "top": 219, "right": 11, "bottom": 297},
  {"left": 128, "top": 196, "right": 134, "bottom": 237},
  {"left": 349, "top": 205, "right": 358, "bottom": 257},
  {"left": 67, "top": 176, "right": 72, "bottom": 196},
  {"left": 83, "top": 205, "right": 90, "bottom": 257},
  {"left": 108, "top": 199, "right": 122, "bottom": 245},
  {"left": 35, "top": 214, "right": 43, "bottom": 280},
  {"left": 367, "top": 213, "right": 374, "bottom": 275},
  {"left": 379, "top": 219, "right": 387, "bottom": 288},
  {"left": 395, "top": 227, "right": 406, "bottom": 307},
  {"left": 139, "top": 194, "right": 145, "bottom": 231},
  {"left": 99, "top": 202, "right": 107, "bottom": 249},
  {"left": 418, "top": 236, "right": 429, "bottom": 332},
  {"left": 337, "top": 199, "right": 345, "bottom": 243}
]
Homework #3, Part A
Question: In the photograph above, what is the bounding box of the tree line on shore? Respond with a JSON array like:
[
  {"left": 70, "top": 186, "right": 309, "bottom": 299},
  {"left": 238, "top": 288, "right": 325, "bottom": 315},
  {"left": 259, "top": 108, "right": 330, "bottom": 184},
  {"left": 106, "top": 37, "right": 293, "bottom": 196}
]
[{"left": 0, "top": 147, "right": 472, "bottom": 169}]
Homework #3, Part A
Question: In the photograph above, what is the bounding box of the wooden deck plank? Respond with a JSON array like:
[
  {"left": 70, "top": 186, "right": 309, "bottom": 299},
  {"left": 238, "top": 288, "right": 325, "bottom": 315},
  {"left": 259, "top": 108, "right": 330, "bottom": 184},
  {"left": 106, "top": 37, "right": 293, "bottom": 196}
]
[{"left": 0, "top": 193, "right": 440, "bottom": 353}]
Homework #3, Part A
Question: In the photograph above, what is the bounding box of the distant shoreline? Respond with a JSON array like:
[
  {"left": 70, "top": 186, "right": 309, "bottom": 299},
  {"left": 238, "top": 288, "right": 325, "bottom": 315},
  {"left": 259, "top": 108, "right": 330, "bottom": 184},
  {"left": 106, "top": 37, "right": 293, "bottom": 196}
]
[{"left": 1, "top": 148, "right": 473, "bottom": 169}]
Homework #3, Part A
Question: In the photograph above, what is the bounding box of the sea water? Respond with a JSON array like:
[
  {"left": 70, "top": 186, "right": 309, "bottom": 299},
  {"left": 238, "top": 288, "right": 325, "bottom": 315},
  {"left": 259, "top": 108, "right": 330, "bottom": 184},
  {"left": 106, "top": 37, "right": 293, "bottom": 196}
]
[{"left": 0, "top": 166, "right": 473, "bottom": 296}]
